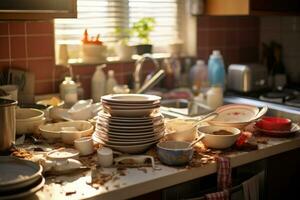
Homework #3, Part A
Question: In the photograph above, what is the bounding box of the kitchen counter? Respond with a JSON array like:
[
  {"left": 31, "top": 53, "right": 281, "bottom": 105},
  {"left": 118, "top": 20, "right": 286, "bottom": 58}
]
[{"left": 28, "top": 132, "right": 300, "bottom": 200}]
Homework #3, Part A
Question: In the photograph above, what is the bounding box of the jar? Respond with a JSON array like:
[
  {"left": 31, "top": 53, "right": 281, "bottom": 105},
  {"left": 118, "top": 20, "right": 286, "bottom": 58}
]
[
  {"left": 206, "top": 85, "right": 223, "bottom": 109},
  {"left": 60, "top": 76, "right": 78, "bottom": 106}
]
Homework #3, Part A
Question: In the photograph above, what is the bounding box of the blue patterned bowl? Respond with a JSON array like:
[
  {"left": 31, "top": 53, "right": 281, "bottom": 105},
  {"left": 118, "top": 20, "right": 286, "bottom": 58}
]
[{"left": 157, "top": 141, "right": 193, "bottom": 166}]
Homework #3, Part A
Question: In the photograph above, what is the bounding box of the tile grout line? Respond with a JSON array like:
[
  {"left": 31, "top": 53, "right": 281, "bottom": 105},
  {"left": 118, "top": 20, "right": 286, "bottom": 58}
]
[
  {"left": 7, "top": 23, "right": 11, "bottom": 67},
  {"left": 25, "top": 22, "right": 29, "bottom": 70}
]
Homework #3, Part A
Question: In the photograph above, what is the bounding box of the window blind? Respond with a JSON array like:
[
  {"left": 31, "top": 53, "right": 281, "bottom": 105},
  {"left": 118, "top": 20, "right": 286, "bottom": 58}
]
[{"left": 55, "top": 0, "right": 180, "bottom": 46}]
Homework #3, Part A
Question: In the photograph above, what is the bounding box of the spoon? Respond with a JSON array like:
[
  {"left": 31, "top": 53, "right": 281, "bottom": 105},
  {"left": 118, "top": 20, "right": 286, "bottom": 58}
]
[
  {"left": 188, "top": 133, "right": 205, "bottom": 148},
  {"left": 191, "top": 112, "right": 219, "bottom": 128}
]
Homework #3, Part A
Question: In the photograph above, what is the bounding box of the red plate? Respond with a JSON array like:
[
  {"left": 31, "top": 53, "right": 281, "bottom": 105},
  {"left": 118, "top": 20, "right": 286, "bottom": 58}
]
[{"left": 255, "top": 123, "right": 300, "bottom": 137}]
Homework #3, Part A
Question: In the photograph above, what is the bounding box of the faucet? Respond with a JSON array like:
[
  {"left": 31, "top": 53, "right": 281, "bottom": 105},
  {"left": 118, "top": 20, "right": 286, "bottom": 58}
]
[{"left": 133, "top": 54, "right": 161, "bottom": 92}]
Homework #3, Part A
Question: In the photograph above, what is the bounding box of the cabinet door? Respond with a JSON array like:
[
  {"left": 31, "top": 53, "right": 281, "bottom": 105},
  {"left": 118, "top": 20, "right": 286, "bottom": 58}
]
[
  {"left": 0, "top": 0, "right": 77, "bottom": 19},
  {"left": 251, "top": 0, "right": 300, "bottom": 14}
]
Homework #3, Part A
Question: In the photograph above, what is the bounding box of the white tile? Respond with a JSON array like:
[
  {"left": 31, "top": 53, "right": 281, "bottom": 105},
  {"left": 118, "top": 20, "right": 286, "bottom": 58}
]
[{"left": 260, "top": 16, "right": 281, "bottom": 31}]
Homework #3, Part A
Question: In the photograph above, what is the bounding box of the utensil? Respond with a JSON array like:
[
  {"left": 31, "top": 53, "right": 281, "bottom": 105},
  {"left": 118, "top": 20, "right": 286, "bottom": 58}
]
[
  {"left": 188, "top": 133, "right": 205, "bottom": 148},
  {"left": 0, "top": 99, "right": 17, "bottom": 152},
  {"left": 190, "top": 112, "right": 218, "bottom": 128}
]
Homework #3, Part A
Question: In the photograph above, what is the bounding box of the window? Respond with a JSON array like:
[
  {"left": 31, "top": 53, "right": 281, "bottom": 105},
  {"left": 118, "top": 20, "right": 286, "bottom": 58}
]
[{"left": 55, "top": 0, "right": 182, "bottom": 49}]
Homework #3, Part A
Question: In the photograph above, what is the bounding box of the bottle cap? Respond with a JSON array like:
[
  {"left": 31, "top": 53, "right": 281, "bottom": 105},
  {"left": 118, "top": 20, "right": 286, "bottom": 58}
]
[
  {"left": 196, "top": 59, "right": 205, "bottom": 66},
  {"left": 108, "top": 70, "right": 114, "bottom": 77},
  {"left": 211, "top": 50, "right": 222, "bottom": 58},
  {"left": 96, "top": 64, "right": 106, "bottom": 71}
]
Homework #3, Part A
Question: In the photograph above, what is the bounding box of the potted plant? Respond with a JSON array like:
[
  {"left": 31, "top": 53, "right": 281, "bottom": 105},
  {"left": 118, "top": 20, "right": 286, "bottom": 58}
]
[
  {"left": 132, "top": 17, "right": 156, "bottom": 55},
  {"left": 114, "top": 27, "right": 135, "bottom": 60}
]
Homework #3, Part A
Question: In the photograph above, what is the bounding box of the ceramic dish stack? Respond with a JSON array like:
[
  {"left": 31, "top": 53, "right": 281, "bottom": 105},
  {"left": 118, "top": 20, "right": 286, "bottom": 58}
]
[
  {"left": 93, "top": 94, "right": 165, "bottom": 154},
  {"left": 0, "top": 156, "right": 44, "bottom": 199}
]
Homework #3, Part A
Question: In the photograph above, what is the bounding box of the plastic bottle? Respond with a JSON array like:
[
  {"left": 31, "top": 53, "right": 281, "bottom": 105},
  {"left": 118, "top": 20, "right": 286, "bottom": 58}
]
[
  {"left": 92, "top": 64, "right": 106, "bottom": 102},
  {"left": 206, "top": 85, "right": 223, "bottom": 109},
  {"left": 60, "top": 76, "right": 78, "bottom": 106},
  {"left": 208, "top": 50, "right": 226, "bottom": 88},
  {"left": 106, "top": 70, "right": 118, "bottom": 94},
  {"left": 189, "top": 59, "right": 208, "bottom": 95}
]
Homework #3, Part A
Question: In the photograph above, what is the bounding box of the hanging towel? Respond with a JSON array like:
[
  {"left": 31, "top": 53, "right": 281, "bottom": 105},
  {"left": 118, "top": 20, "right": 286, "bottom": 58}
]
[
  {"left": 217, "top": 156, "right": 232, "bottom": 190},
  {"left": 243, "top": 171, "right": 265, "bottom": 200},
  {"left": 205, "top": 189, "right": 229, "bottom": 200}
]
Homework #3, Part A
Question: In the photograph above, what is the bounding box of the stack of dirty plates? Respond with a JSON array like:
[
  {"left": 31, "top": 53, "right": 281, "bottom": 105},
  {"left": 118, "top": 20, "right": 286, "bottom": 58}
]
[
  {"left": 0, "top": 156, "right": 45, "bottom": 199},
  {"left": 93, "top": 94, "right": 165, "bottom": 154}
]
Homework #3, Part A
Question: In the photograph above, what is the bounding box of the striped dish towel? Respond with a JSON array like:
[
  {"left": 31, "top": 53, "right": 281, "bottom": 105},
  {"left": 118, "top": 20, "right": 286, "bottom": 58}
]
[
  {"left": 205, "top": 189, "right": 229, "bottom": 200},
  {"left": 205, "top": 156, "right": 232, "bottom": 200}
]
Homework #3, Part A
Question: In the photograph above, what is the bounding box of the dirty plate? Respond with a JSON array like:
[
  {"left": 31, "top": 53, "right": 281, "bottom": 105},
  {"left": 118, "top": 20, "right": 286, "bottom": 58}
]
[{"left": 0, "top": 156, "right": 42, "bottom": 193}]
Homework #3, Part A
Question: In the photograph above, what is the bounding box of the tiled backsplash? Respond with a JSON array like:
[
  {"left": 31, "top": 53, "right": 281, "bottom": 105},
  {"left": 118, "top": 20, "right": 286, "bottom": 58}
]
[
  {"left": 260, "top": 16, "right": 300, "bottom": 85},
  {"left": 197, "top": 16, "right": 260, "bottom": 67},
  {"left": 1, "top": 16, "right": 298, "bottom": 97}
]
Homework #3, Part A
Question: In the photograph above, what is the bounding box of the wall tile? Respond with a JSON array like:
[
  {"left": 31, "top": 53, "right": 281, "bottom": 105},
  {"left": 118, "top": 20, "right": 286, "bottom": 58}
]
[
  {"left": 28, "top": 59, "right": 54, "bottom": 81},
  {"left": 9, "top": 22, "right": 25, "bottom": 35},
  {"left": 27, "top": 35, "right": 54, "bottom": 57},
  {"left": 10, "top": 36, "right": 26, "bottom": 59},
  {"left": 0, "top": 37, "right": 9, "bottom": 59},
  {"left": 0, "top": 23, "right": 9, "bottom": 35},
  {"left": 0, "top": 61, "right": 9, "bottom": 71},
  {"left": 26, "top": 21, "right": 54, "bottom": 35},
  {"left": 11, "top": 60, "right": 27, "bottom": 70},
  {"left": 35, "top": 80, "right": 53, "bottom": 94}
]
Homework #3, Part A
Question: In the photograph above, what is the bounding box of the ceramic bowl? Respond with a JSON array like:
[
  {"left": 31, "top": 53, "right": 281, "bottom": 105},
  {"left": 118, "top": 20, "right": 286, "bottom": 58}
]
[
  {"left": 16, "top": 108, "right": 45, "bottom": 135},
  {"left": 165, "top": 118, "right": 197, "bottom": 142},
  {"left": 156, "top": 141, "right": 193, "bottom": 166},
  {"left": 256, "top": 117, "right": 291, "bottom": 131},
  {"left": 16, "top": 108, "right": 44, "bottom": 122},
  {"left": 39, "top": 121, "right": 94, "bottom": 141},
  {"left": 16, "top": 117, "right": 46, "bottom": 135},
  {"left": 198, "top": 125, "right": 241, "bottom": 149}
]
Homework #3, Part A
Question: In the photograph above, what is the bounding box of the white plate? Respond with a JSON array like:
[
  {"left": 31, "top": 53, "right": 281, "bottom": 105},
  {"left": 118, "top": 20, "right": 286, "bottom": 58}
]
[
  {"left": 102, "top": 104, "right": 160, "bottom": 111},
  {"left": 96, "top": 123, "right": 164, "bottom": 133},
  {"left": 211, "top": 104, "right": 259, "bottom": 123},
  {"left": 98, "top": 111, "right": 163, "bottom": 121},
  {"left": 0, "top": 176, "right": 45, "bottom": 200},
  {"left": 95, "top": 125, "right": 165, "bottom": 136},
  {"left": 103, "top": 107, "right": 159, "bottom": 117},
  {"left": 97, "top": 117, "right": 161, "bottom": 126},
  {"left": 46, "top": 148, "right": 79, "bottom": 160},
  {"left": 101, "top": 94, "right": 161, "bottom": 103},
  {"left": 101, "top": 100, "right": 160, "bottom": 107},
  {"left": 93, "top": 135, "right": 157, "bottom": 154},
  {"left": 95, "top": 129, "right": 164, "bottom": 139},
  {"left": 97, "top": 120, "right": 164, "bottom": 130},
  {"left": 0, "top": 156, "right": 42, "bottom": 193},
  {"left": 94, "top": 132, "right": 163, "bottom": 145}
]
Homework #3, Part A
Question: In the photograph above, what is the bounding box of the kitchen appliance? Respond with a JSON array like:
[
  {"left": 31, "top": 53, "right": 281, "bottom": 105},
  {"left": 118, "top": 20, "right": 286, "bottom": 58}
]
[
  {"left": 0, "top": 99, "right": 17, "bottom": 152},
  {"left": 227, "top": 64, "right": 268, "bottom": 92}
]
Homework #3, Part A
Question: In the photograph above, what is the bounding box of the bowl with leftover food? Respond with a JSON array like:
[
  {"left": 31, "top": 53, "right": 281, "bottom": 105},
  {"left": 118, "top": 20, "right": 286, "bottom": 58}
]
[{"left": 198, "top": 125, "right": 241, "bottom": 149}]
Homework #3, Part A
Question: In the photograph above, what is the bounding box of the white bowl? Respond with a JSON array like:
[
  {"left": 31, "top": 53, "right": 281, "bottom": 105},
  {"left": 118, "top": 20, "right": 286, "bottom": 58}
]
[
  {"left": 39, "top": 121, "right": 94, "bottom": 141},
  {"left": 198, "top": 125, "right": 241, "bottom": 149},
  {"left": 16, "top": 108, "right": 44, "bottom": 122},
  {"left": 16, "top": 117, "right": 46, "bottom": 135},
  {"left": 165, "top": 118, "right": 197, "bottom": 142}
]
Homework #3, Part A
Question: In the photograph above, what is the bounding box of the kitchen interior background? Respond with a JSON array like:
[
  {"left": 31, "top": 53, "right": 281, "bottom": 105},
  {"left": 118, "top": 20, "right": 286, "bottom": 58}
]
[{"left": 0, "top": 15, "right": 299, "bottom": 97}]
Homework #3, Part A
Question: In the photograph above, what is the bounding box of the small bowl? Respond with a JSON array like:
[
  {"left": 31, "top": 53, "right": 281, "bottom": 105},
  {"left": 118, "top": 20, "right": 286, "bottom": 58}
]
[
  {"left": 16, "top": 108, "right": 44, "bottom": 122},
  {"left": 156, "top": 141, "right": 193, "bottom": 166},
  {"left": 16, "top": 117, "right": 46, "bottom": 135},
  {"left": 165, "top": 118, "right": 197, "bottom": 142},
  {"left": 198, "top": 126, "right": 241, "bottom": 149},
  {"left": 74, "top": 137, "right": 94, "bottom": 156},
  {"left": 256, "top": 117, "right": 291, "bottom": 131}
]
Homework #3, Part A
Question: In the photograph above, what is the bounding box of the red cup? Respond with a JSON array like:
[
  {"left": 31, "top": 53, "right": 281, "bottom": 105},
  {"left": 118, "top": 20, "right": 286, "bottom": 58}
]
[{"left": 256, "top": 117, "right": 292, "bottom": 131}]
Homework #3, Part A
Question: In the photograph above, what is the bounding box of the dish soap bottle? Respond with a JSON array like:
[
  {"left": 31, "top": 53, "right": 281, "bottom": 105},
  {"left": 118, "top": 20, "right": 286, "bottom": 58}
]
[
  {"left": 60, "top": 76, "right": 78, "bottom": 106},
  {"left": 106, "top": 70, "right": 117, "bottom": 94},
  {"left": 190, "top": 59, "right": 208, "bottom": 95},
  {"left": 208, "top": 50, "right": 225, "bottom": 88},
  {"left": 92, "top": 64, "right": 106, "bottom": 102}
]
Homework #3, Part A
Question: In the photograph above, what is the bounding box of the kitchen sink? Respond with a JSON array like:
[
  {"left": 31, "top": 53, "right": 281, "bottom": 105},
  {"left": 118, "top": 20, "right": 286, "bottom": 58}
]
[
  {"left": 160, "top": 99, "right": 212, "bottom": 118},
  {"left": 160, "top": 97, "right": 300, "bottom": 121}
]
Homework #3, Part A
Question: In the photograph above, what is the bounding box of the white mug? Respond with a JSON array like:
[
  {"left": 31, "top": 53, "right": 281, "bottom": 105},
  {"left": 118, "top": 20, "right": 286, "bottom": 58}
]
[{"left": 97, "top": 147, "right": 113, "bottom": 167}]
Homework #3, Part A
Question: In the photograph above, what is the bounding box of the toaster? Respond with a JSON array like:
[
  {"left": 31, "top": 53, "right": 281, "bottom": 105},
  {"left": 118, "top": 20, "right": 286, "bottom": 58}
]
[{"left": 227, "top": 64, "right": 268, "bottom": 92}]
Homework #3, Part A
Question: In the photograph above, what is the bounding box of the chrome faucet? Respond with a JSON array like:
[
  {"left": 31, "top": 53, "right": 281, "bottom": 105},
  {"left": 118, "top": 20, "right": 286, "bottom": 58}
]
[{"left": 133, "top": 54, "right": 161, "bottom": 92}]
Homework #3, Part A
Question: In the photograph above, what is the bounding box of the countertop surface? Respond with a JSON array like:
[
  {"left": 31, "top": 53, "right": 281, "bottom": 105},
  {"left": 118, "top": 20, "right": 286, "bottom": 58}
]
[{"left": 23, "top": 132, "right": 300, "bottom": 200}]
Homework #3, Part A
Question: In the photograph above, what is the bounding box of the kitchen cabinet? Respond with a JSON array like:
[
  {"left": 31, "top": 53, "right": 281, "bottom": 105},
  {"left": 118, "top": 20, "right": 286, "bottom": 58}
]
[
  {"left": 0, "top": 0, "right": 77, "bottom": 20},
  {"left": 205, "top": 0, "right": 300, "bottom": 16}
]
